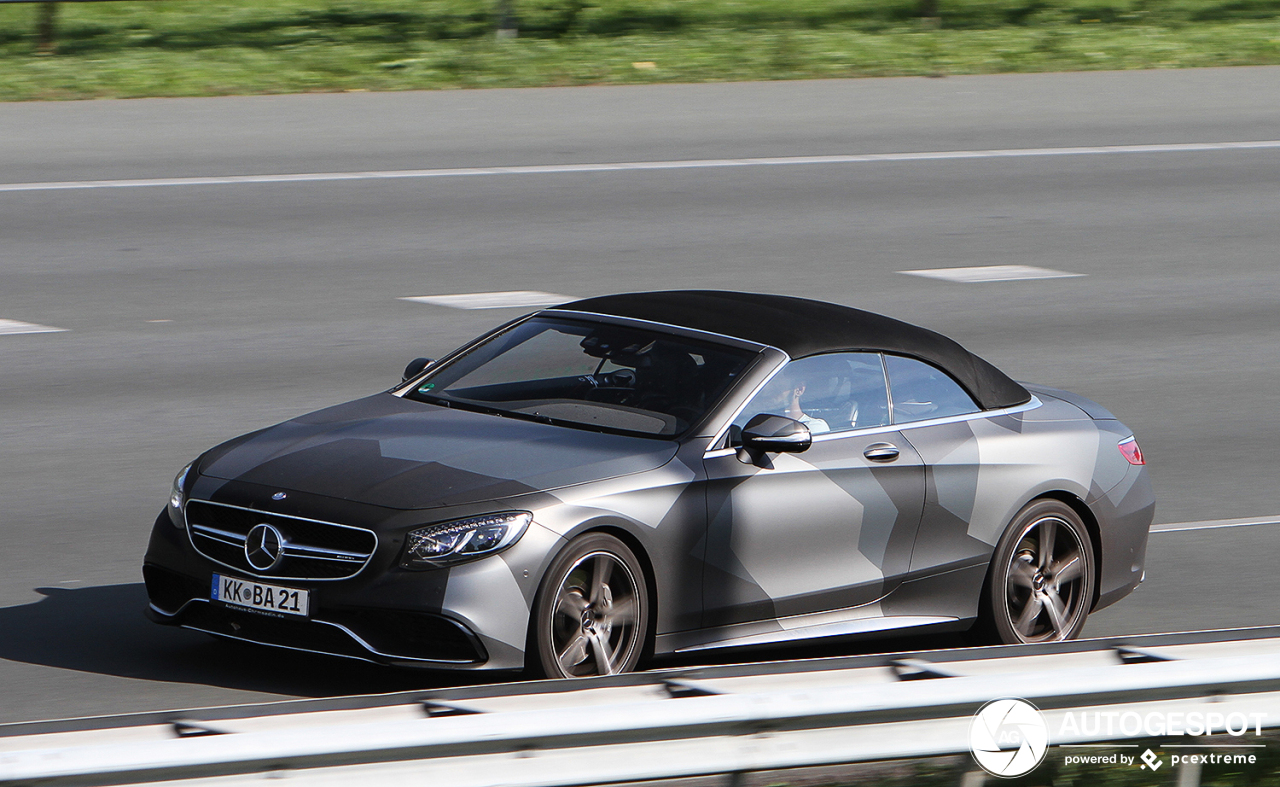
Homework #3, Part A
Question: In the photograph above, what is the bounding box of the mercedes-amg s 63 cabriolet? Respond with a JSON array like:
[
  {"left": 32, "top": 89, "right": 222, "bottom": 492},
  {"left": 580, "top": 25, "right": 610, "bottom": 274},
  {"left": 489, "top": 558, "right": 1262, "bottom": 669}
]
[{"left": 145, "top": 291, "right": 1152, "bottom": 677}]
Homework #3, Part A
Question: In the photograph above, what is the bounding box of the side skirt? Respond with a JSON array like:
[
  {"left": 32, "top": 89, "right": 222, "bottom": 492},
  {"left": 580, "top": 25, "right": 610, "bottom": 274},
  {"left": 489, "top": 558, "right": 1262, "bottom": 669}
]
[
  {"left": 659, "top": 561, "right": 989, "bottom": 655},
  {"left": 659, "top": 609, "right": 958, "bottom": 654}
]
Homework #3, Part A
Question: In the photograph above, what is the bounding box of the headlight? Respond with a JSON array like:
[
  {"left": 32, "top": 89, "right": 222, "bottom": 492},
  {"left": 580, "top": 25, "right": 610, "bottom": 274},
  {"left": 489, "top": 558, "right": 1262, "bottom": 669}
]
[
  {"left": 401, "top": 512, "right": 532, "bottom": 569},
  {"left": 168, "top": 461, "right": 194, "bottom": 528}
]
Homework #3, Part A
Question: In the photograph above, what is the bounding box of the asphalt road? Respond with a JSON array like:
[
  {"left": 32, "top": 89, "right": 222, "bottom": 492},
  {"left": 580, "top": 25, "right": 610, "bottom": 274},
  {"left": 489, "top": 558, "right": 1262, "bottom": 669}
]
[{"left": 1, "top": 67, "right": 1278, "bottom": 724}]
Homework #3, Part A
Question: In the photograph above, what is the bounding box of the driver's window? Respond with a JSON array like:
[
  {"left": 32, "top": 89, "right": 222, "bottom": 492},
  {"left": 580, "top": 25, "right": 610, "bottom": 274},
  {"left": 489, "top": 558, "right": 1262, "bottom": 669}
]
[{"left": 733, "top": 353, "right": 890, "bottom": 437}]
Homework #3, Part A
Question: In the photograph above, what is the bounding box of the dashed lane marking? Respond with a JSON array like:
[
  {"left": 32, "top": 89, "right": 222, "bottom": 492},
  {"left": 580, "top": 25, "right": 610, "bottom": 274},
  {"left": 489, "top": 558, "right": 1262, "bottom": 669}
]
[
  {"left": 401, "top": 291, "right": 574, "bottom": 310},
  {"left": 899, "top": 265, "right": 1085, "bottom": 283},
  {"left": 0, "top": 318, "right": 67, "bottom": 335},
  {"left": 2, "top": 140, "right": 1278, "bottom": 193}
]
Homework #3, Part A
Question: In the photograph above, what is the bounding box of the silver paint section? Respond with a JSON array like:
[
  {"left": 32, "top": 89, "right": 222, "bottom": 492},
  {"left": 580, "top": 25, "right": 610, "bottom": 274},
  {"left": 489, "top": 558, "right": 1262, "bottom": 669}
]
[{"left": 438, "top": 522, "right": 567, "bottom": 670}]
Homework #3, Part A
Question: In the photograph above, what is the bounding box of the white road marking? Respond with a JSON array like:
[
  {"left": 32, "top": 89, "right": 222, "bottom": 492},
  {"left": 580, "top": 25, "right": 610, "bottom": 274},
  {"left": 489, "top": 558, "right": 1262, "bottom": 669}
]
[
  {"left": 2, "top": 140, "right": 1279, "bottom": 193},
  {"left": 401, "top": 291, "right": 574, "bottom": 309},
  {"left": 1151, "top": 516, "right": 1280, "bottom": 534},
  {"left": 899, "top": 265, "right": 1085, "bottom": 283},
  {"left": 0, "top": 318, "right": 67, "bottom": 335}
]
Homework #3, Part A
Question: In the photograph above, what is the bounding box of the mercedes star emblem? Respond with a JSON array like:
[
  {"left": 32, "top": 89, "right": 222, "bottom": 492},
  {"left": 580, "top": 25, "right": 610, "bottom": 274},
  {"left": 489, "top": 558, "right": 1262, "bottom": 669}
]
[{"left": 245, "top": 523, "right": 285, "bottom": 571}]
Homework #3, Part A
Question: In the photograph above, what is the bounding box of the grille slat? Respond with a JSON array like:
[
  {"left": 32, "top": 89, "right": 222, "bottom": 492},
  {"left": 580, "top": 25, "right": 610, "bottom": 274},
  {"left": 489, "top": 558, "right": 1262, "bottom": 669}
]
[{"left": 185, "top": 500, "right": 377, "bottom": 581}]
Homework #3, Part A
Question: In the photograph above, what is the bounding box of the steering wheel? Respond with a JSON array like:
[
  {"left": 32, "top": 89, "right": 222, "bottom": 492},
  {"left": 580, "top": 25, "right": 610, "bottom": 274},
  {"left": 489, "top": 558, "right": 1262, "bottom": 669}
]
[
  {"left": 580, "top": 369, "right": 639, "bottom": 405},
  {"left": 601, "top": 369, "right": 636, "bottom": 388}
]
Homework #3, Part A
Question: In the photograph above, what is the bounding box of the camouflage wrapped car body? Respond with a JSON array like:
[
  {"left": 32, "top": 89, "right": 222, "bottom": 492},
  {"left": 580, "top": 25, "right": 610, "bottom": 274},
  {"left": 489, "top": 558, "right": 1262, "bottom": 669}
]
[{"left": 144, "top": 292, "right": 1152, "bottom": 670}]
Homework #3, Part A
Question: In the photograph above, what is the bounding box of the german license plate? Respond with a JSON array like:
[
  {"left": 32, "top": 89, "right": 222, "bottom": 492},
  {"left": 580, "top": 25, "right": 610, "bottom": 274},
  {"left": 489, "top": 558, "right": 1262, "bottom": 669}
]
[{"left": 212, "top": 574, "right": 309, "bottom": 617}]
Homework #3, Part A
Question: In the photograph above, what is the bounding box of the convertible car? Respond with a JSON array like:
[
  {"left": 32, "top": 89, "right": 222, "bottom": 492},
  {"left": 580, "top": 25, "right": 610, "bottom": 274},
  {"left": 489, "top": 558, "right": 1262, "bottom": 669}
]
[{"left": 144, "top": 291, "right": 1153, "bottom": 677}]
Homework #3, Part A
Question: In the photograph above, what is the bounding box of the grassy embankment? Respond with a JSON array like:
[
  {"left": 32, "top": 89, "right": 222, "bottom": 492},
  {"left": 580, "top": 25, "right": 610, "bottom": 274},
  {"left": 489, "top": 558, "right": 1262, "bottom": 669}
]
[{"left": 1, "top": 0, "right": 1278, "bottom": 100}]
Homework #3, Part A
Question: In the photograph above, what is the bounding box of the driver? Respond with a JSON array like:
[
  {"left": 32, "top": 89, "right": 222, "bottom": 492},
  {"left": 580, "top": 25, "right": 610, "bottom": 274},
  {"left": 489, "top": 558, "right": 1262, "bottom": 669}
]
[{"left": 754, "top": 367, "right": 830, "bottom": 434}]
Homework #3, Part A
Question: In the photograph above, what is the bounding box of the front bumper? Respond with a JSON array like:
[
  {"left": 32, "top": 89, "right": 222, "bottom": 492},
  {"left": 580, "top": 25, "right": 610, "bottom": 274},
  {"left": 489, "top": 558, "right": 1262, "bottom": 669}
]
[
  {"left": 143, "top": 491, "right": 555, "bottom": 671},
  {"left": 144, "top": 562, "right": 488, "bottom": 667}
]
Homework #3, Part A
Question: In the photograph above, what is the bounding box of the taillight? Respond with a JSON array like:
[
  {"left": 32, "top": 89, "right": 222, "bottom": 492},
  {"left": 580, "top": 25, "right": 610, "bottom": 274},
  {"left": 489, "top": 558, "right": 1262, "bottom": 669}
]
[{"left": 1118, "top": 436, "right": 1144, "bottom": 465}]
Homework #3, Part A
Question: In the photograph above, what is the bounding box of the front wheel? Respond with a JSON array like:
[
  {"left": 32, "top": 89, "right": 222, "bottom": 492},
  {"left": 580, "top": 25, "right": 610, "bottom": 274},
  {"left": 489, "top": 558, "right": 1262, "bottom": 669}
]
[
  {"left": 979, "top": 499, "right": 1096, "bottom": 644},
  {"left": 530, "top": 533, "right": 649, "bottom": 678}
]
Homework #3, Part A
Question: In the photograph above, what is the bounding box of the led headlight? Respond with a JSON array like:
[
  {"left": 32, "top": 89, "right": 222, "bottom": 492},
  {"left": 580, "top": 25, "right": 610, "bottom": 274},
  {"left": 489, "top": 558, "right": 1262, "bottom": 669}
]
[
  {"left": 401, "top": 511, "right": 532, "bottom": 569},
  {"left": 168, "top": 461, "right": 194, "bottom": 528}
]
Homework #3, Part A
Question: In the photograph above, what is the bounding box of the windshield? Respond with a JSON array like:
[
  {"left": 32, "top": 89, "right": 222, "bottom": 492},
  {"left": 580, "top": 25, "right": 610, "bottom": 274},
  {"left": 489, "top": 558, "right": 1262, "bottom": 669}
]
[{"left": 406, "top": 317, "right": 758, "bottom": 437}]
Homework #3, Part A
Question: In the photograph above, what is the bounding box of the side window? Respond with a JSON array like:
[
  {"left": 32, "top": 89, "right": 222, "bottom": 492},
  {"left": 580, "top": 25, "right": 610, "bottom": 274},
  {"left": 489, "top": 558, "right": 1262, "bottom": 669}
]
[
  {"left": 733, "top": 353, "right": 890, "bottom": 437},
  {"left": 884, "top": 355, "right": 980, "bottom": 424}
]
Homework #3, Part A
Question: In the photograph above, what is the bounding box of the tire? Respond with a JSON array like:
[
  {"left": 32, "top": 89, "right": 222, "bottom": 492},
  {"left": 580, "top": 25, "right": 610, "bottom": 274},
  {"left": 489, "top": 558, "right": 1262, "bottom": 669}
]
[
  {"left": 975, "top": 499, "right": 1096, "bottom": 645},
  {"left": 529, "top": 533, "right": 649, "bottom": 678}
]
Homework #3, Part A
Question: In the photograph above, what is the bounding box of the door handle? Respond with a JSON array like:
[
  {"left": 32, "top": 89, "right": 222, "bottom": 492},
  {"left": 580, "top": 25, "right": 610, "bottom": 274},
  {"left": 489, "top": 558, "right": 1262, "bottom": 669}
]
[{"left": 863, "top": 442, "right": 900, "bottom": 462}]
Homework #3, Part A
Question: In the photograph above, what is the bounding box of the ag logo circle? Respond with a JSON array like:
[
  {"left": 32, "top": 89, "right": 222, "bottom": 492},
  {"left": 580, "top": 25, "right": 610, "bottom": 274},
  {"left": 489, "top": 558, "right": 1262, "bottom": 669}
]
[{"left": 969, "top": 698, "right": 1049, "bottom": 777}]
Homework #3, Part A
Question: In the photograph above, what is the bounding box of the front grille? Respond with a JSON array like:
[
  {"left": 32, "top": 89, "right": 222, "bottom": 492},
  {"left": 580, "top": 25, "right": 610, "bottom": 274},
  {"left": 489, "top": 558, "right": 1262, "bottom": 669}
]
[{"left": 185, "top": 500, "right": 377, "bottom": 581}]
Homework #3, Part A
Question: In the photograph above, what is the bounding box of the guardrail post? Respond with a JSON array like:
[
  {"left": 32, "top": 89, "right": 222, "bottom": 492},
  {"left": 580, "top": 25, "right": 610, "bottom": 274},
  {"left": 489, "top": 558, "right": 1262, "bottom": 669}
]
[
  {"left": 1177, "top": 759, "right": 1202, "bottom": 787},
  {"left": 36, "top": 0, "right": 58, "bottom": 54},
  {"left": 495, "top": 0, "right": 517, "bottom": 38},
  {"left": 959, "top": 771, "right": 985, "bottom": 787},
  {"left": 918, "top": 0, "right": 939, "bottom": 26}
]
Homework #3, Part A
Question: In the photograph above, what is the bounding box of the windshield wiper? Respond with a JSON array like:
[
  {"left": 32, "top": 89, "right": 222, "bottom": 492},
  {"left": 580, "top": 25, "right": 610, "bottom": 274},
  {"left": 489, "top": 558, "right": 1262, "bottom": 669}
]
[
  {"left": 412, "top": 392, "right": 666, "bottom": 437},
  {"left": 413, "top": 392, "right": 453, "bottom": 408},
  {"left": 414, "top": 392, "right": 544, "bottom": 422}
]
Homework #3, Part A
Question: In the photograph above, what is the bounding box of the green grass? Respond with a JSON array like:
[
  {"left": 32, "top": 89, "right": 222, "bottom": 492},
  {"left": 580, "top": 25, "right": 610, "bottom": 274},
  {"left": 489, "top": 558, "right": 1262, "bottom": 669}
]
[{"left": 2, "top": 0, "right": 1279, "bottom": 100}]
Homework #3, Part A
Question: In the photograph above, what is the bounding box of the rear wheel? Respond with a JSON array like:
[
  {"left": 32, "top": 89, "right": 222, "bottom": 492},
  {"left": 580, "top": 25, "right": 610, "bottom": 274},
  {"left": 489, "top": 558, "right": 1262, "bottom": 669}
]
[
  {"left": 530, "top": 533, "right": 649, "bottom": 678},
  {"left": 979, "top": 499, "right": 1095, "bottom": 644}
]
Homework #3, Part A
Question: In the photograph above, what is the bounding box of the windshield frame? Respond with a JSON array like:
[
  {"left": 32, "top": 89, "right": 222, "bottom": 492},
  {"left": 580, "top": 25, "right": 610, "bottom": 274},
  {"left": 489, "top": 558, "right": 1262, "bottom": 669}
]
[{"left": 394, "top": 312, "right": 772, "bottom": 441}]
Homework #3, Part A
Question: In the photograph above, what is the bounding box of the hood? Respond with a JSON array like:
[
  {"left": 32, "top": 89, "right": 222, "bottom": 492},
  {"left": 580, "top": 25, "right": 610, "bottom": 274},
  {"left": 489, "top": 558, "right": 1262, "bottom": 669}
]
[{"left": 199, "top": 394, "right": 678, "bottom": 510}]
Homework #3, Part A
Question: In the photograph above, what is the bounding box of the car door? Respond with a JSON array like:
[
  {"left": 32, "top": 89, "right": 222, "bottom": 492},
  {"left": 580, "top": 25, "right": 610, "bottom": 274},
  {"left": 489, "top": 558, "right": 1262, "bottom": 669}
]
[{"left": 700, "top": 353, "right": 927, "bottom": 628}]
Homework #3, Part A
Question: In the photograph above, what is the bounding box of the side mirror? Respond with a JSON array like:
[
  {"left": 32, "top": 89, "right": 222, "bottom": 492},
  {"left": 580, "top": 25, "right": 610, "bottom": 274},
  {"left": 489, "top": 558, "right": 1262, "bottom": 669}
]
[
  {"left": 740, "top": 413, "right": 812, "bottom": 453},
  {"left": 402, "top": 357, "right": 434, "bottom": 382}
]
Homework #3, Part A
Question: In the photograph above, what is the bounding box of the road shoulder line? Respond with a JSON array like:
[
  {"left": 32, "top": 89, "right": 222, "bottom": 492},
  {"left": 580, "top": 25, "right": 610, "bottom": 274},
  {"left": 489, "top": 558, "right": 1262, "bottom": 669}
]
[
  {"left": 1151, "top": 516, "right": 1280, "bottom": 533},
  {"left": 3, "top": 140, "right": 1279, "bottom": 193}
]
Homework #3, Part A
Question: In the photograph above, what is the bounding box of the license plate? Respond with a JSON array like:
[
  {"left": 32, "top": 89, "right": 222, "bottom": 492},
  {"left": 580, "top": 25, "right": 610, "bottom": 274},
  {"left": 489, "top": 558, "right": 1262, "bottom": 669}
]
[{"left": 212, "top": 574, "right": 309, "bottom": 617}]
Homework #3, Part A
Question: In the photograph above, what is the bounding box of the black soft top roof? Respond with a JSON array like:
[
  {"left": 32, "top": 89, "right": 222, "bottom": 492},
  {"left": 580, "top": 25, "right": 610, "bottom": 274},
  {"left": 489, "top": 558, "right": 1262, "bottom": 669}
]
[{"left": 550, "top": 290, "right": 1030, "bottom": 410}]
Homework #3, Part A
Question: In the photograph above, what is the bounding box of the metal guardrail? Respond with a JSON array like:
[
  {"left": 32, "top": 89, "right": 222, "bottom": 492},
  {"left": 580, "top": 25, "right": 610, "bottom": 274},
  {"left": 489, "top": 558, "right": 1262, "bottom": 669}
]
[{"left": 3, "top": 626, "right": 1280, "bottom": 786}]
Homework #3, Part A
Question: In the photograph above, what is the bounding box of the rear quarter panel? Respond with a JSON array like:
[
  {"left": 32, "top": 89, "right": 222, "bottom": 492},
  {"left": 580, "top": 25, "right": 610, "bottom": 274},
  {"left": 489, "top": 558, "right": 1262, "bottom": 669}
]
[{"left": 899, "top": 394, "right": 1152, "bottom": 615}]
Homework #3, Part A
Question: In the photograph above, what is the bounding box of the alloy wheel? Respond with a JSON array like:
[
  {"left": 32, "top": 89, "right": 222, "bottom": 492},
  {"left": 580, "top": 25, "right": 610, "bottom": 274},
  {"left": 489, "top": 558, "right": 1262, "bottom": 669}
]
[
  {"left": 1002, "top": 514, "right": 1090, "bottom": 642},
  {"left": 540, "top": 542, "right": 646, "bottom": 677}
]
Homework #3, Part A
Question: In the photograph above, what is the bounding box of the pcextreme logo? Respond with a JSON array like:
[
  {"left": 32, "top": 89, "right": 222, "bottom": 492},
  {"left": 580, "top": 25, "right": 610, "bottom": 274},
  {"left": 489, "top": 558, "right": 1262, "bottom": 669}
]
[{"left": 969, "top": 698, "right": 1050, "bottom": 777}]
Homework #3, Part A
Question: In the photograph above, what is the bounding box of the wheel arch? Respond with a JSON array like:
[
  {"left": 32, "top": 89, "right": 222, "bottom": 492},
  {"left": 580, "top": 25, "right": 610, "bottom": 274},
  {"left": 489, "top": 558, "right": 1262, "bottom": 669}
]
[
  {"left": 969, "top": 490, "right": 1104, "bottom": 645},
  {"left": 525, "top": 519, "right": 660, "bottom": 671}
]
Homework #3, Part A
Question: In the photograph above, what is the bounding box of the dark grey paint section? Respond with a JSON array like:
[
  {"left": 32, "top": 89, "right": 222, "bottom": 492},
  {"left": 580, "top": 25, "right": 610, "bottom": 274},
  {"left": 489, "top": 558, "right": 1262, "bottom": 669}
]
[{"left": 200, "top": 394, "right": 677, "bottom": 509}]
